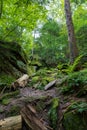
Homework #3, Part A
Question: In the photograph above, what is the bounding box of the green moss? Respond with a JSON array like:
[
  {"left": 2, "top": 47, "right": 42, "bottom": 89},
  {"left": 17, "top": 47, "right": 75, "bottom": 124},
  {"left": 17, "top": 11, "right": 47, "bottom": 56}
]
[
  {"left": 0, "top": 91, "right": 20, "bottom": 106},
  {"left": 6, "top": 106, "right": 20, "bottom": 116},
  {"left": 0, "top": 91, "right": 19, "bottom": 105},
  {"left": 63, "top": 111, "right": 87, "bottom": 130},
  {"left": 0, "top": 74, "right": 15, "bottom": 86},
  {"left": 0, "top": 74, "right": 15, "bottom": 92},
  {"left": 48, "top": 98, "right": 59, "bottom": 130},
  {"left": 32, "top": 76, "right": 39, "bottom": 83},
  {"left": 10, "top": 106, "right": 20, "bottom": 115},
  {"left": 36, "top": 100, "right": 45, "bottom": 111},
  {"left": 0, "top": 41, "right": 27, "bottom": 77},
  {"left": 0, "top": 90, "right": 20, "bottom": 100},
  {"left": 1, "top": 98, "right": 10, "bottom": 105}
]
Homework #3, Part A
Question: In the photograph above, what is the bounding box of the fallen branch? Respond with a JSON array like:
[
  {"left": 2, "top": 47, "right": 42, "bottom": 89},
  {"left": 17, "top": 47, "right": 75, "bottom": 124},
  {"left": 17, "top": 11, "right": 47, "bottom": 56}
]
[
  {"left": 44, "top": 80, "right": 56, "bottom": 90},
  {"left": 44, "top": 76, "right": 68, "bottom": 91}
]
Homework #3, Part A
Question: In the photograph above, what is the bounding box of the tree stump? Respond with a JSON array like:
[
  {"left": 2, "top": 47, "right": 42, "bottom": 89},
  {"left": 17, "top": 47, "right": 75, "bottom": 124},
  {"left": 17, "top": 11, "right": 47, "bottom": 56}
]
[{"left": 11, "top": 74, "right": 29, "bottom": 90}]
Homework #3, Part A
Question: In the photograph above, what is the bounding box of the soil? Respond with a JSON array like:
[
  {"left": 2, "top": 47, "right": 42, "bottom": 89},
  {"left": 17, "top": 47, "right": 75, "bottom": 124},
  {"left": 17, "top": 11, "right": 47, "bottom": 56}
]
[{"left": 0, "top": 87, "right": 57, "bottom": 120}]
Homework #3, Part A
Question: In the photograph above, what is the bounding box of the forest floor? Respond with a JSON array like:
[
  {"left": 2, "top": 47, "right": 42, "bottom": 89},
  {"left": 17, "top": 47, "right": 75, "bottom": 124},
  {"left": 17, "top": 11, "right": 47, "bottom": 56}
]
[
  {"left": 0, "top": 87, "right": 57, "bottom": 119},
  {"left": 0, "top": 70, "right": 87, "bottom": 130}
]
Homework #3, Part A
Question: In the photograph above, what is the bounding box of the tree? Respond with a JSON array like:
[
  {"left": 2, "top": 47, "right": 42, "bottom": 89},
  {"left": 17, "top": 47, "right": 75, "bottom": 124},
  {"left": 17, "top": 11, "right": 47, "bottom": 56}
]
[
  {"left": 0, "top": 0, "right": 46, "bottom": 42},
  {"left": 64, "top": 0, "right": 79, "bottom": 64},
  {"left": 35, "top": 20, "right": 67, "bottom": 66}
]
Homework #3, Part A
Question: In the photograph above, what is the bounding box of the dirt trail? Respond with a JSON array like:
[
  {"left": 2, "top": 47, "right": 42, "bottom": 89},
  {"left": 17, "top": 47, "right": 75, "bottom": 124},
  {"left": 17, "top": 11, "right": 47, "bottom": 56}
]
[{"left": 0, "top": 87, "right": 57, "bottom": 119}]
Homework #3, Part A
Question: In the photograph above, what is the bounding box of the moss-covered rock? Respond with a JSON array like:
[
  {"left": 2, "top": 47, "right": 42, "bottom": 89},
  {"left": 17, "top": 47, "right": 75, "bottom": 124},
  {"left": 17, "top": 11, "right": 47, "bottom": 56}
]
[
  {"left": 63, "top": 111, "right": 87, "bottom": 130},
  {"left": 0, "top": 41, "right": 27, "bottom": 77}
]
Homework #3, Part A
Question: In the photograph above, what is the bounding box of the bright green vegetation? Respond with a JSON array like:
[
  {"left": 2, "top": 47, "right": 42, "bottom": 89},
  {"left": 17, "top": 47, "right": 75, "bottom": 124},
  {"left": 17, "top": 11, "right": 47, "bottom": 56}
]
[
  {"left": 0, "top": 90, "right": 20, "bottom": 105},
  {"left": 1, "top": 98, "right": 10, "bottom": 105},
  {"left": 0, "top": 0, "right": 87, "bottom": 130},
  {"left": 28, "top": 67, "right": 57, "bottom": 89},
  {"left": 0, "top": 74, "right": 15, "bottom": 85},
  {"left": 48, "top": 98, "right": 59, "bottom": 129},
  {"left": 61, "top": 69, "right": 87, "bottom": 96}
]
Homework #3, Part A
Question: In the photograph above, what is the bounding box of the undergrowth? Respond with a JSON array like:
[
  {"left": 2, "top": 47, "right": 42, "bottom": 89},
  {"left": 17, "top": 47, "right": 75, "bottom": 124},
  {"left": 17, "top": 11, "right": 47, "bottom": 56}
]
[
  {"left": 67, "top": 101, "right": 87, "bottom": 113},
  {"left": 0, "top": 74, "right": 15, "bottom": 86},
  {"left": 61, "top": 69, "right": 87, "bottom": 96}
]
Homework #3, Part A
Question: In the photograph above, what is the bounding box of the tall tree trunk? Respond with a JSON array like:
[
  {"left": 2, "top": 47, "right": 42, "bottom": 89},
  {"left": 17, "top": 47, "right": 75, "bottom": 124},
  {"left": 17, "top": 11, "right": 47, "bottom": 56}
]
[{"left": 64, "top": 0, "right": 78, "bottom": 64}]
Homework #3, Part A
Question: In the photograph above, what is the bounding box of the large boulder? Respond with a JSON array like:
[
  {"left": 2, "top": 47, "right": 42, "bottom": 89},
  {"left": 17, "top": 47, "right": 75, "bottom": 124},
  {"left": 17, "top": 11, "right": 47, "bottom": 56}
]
[{"left": 0, "top": 41, "right": 27, "bottom": 77}]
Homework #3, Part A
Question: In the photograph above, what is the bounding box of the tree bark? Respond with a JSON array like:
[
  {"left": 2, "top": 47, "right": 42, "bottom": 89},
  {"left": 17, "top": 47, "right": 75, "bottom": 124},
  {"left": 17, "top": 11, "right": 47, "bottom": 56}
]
[
  {"left": 21, "top": 105, "right": 50, "bottom": 130},
  {"left": 0, "top": 115, "right": 21, "bottom": 130},
  {"left": 64, "top": 0, "right": 78, "bottom": 64}
]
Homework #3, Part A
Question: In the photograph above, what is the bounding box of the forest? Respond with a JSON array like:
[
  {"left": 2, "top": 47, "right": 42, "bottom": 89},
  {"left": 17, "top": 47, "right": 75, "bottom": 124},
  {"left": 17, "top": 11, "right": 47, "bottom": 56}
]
[{"left": 0, "top": 0, "right": 87, "bottom": 130}]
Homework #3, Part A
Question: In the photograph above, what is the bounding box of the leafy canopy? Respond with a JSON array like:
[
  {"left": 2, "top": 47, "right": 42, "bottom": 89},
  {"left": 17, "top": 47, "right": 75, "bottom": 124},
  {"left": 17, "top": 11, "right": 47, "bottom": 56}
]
[{"left": 0, "top": 0, "right": 47, "bottom": 41}]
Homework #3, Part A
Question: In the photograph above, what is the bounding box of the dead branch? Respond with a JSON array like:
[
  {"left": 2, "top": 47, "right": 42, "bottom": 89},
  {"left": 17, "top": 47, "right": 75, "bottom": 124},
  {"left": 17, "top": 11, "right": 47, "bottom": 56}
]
[{"left": 44, "top": 80, "right": 56, "bottom": 90}]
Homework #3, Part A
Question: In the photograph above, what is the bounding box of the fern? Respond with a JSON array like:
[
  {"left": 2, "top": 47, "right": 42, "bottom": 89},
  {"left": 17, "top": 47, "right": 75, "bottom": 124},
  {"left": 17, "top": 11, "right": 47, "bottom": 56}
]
[{"left": 65, "top": 55, "right": 82, "bottom": 74}]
